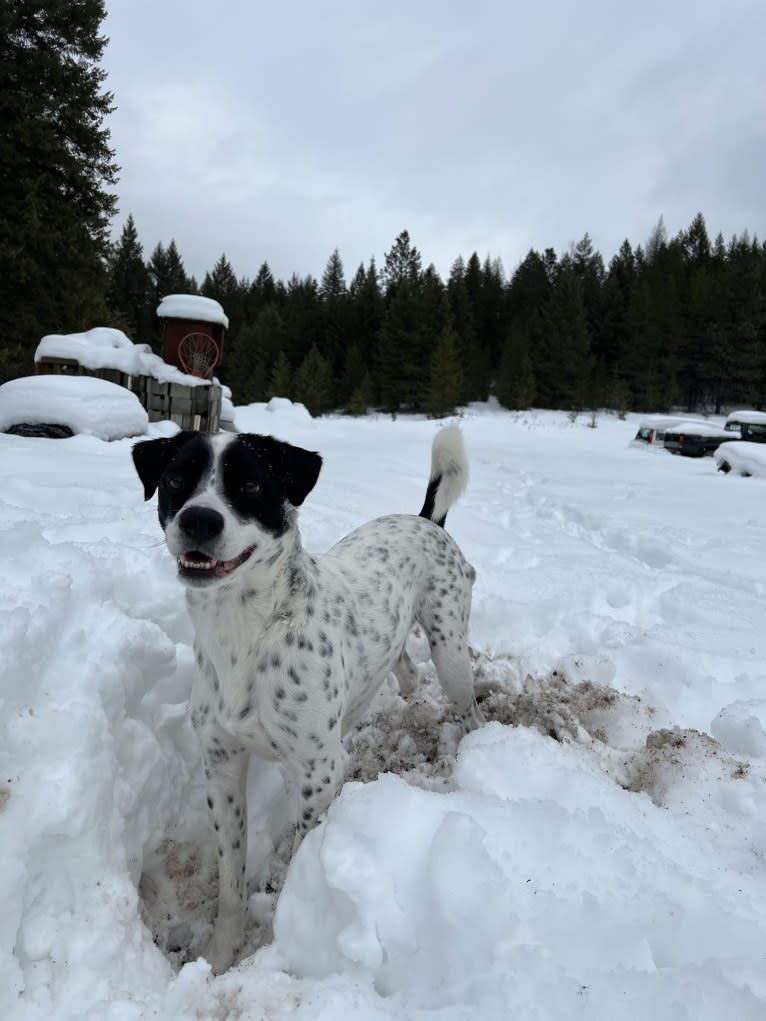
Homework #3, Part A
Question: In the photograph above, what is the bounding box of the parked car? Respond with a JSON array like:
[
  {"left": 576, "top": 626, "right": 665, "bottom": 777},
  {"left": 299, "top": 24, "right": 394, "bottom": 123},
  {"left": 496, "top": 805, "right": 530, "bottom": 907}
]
[
  {"left": 661, "top": 420, "right": 734, "bottom": 458},
  {"left": 632, "top": 417, "right": 690, "bottom": 447},
  {"left": 723, "top": 410, "right": 766, "bottom": 443},
  {"left": 715, "top": 441, "right": 766, "bottom": 478}
]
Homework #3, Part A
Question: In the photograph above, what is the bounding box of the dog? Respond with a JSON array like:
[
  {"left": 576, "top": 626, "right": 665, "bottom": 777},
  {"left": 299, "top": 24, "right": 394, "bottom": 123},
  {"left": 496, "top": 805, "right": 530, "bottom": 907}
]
[{"left": 132, "top": 424, "right": 483, "bottom": 973}]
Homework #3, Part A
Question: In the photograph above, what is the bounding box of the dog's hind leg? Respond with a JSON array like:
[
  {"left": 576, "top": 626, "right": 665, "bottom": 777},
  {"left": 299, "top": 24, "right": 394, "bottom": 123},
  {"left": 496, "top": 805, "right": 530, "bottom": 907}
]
[
  {"left": 392, "top": 650, "right": 420, "bottom": 696},
  {"left": 429, "top": 637, "right": 485, "bottom": 731},
  {"left": 195, "top": 725, "right": 251, "bottom": 974}
]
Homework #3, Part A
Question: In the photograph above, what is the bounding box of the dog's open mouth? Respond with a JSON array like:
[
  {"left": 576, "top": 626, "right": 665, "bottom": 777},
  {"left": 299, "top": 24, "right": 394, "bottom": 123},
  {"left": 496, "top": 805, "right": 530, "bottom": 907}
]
[{"left": 178, "top": 547, "right": 256, "bottom": 580}]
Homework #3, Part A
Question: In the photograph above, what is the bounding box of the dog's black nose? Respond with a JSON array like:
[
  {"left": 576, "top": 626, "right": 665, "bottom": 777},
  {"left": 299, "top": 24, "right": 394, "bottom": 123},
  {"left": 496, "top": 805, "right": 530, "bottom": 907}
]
[{"left": 178, "top": 506, "right": 225, "bottom": 544}]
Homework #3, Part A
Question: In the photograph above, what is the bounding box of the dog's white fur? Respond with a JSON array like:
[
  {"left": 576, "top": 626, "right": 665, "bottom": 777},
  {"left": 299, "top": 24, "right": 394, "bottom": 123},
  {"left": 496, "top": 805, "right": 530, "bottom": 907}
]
[{"left": 147, "top": 426, "right": 481, "bottom": 972}]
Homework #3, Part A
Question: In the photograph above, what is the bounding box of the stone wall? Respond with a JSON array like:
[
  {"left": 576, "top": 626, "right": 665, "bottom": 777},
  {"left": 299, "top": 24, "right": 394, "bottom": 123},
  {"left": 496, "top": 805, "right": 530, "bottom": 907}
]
[{"left": 35, "top": 358, "right": 221, "bottom": 432}]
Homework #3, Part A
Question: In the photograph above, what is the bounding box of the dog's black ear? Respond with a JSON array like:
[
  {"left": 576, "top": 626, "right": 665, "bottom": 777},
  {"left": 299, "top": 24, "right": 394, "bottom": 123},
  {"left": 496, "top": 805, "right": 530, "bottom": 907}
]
[
  {"left": 254, "top": 435, "right": 322, "bottom": 507},
  {"left": 131, "top": 433, "right": 192, "bottom": 500}
]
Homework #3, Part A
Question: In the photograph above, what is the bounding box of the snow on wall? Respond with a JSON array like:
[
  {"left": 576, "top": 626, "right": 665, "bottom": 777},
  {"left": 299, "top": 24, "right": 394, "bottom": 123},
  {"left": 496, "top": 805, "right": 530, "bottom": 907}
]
[
  {"left": 34, "top": 327, "right": 211, "bottom": 387},
  {"left": 156, "top": 294, "right": 229, "bottom": 328}
]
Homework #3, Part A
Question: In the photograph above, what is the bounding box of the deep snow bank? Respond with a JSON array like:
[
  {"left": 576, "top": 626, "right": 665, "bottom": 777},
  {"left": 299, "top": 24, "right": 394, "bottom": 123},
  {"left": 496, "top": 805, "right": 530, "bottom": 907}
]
[{"left": 2, "top": 406, "right": 766, "bottom": 1020}]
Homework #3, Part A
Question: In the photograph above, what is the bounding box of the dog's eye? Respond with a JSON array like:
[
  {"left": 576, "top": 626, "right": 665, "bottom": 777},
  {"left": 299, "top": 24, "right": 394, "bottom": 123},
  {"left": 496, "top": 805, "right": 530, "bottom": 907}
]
[
  {"left": 241, "top": 481, "right": 261, "bottom": 496},
  {"left": 164, "top": 475, "right": 183, "bottom": 491}
]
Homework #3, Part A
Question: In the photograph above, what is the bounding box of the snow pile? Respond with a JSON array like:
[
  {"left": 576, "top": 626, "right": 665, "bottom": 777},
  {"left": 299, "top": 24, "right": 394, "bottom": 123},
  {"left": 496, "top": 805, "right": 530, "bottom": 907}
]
[
  {"left": 219, "top": 383, "right": 236, "bottom": 428},
  {"left": 35, "top": 327, "right": 211, "bottom": 388},
  {"left": 276, "top": 720, "right": 766, "bottom": 1016},
  {"left": 156, "top": 294, "right": 229, "bottom": 329},
  {"left": 0, "top": 375, "right": 148, "bottom": 439},
  {"left": 234, "top": 396, "right": 317, "bottom": 434},
  {"left": 2, "top": 406, "right": 766, "bottom": 1019},
  {"left": 715, "top": 440, "right": 766, "bottom": 477}
]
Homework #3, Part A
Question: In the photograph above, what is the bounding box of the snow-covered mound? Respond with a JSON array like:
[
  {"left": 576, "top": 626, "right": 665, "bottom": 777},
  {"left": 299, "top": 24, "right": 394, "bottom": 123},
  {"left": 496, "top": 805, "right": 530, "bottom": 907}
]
[
  {"left": 715, "top": 440, "right": 766, "bottom": 477},
  {"left": 0, "top": 374, "right": 149, "bottom": 440},
  {"left": 2, "top": 406, "right": 766, "bottom": 1020},
  {"left": 234, "top": 396, "right": 316, "bottom": 433},
  {"left": 35, "top": 326, "right": 212, "bottom": 388}
]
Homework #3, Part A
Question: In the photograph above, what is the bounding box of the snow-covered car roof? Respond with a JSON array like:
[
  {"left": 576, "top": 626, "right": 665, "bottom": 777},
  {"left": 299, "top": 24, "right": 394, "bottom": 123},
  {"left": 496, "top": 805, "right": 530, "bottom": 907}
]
[
  {"left": 725, "top": 410, "right": 766, "bottom": 426},
  {"left": 156, "top": 294, "right": 229, "bottom": 328},
  {"left": 662, "top": 420, "right": 732, "bottom": 439},
  {"left": 636, "top": 416, "right": 691, "bottom": 430},
  {"left": 715, "top": 441, "right": 766, "bottom": 478},
  {"left": 0, "top": 374, "right": 149, "bottom": 440}
]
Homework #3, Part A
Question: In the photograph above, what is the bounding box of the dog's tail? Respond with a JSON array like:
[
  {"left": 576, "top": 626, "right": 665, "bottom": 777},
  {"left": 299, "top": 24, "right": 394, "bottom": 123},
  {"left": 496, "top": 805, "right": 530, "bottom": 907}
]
[{"left": 418, "top": 425, "right": 469, "bottom": 528}]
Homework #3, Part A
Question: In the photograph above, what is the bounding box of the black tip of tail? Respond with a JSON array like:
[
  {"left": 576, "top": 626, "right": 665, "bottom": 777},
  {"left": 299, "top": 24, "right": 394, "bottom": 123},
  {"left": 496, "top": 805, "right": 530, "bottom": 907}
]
[{"left": 419, "top": 475, "right": 447, "bottom": 528}]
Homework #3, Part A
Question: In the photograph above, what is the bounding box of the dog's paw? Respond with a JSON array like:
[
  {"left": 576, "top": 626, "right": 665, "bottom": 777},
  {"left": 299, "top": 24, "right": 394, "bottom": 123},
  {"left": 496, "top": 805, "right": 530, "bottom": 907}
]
[
  {"left": 462, "top": 700, "right": 486, "bottom": 733},
  {"left": 200, "top": 930, "right": 239, "bottom": 975}
]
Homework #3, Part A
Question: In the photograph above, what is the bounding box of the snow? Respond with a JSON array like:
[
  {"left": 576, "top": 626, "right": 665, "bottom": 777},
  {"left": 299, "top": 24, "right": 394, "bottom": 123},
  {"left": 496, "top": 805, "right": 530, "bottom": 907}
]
[
  {"left": 156, "top": 294, "right": 229, "bottom": 329},
  {"left": 714, "top": 440, "right": 766, "bottom": 477},
  {"left": 0, "top": 375, "right": 148, "bottom": 440},
  {"left": 663, "top": 419, "right": 732, "bottom": 438},
  {"left": 2, "top": 404, "right": 766, "bottom": 1020},
  {"left": 35, "top": 327, "right": 212, "bottom": 388},
  {"left": 725, "top": 409, "right": 766, "bottom": 427}
]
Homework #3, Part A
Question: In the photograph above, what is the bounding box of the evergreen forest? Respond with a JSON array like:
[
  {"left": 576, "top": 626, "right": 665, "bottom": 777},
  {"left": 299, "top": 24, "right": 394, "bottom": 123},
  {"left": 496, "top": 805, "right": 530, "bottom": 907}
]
[{"left": 2, "top": 1, "right": 765, "bottom": 418}]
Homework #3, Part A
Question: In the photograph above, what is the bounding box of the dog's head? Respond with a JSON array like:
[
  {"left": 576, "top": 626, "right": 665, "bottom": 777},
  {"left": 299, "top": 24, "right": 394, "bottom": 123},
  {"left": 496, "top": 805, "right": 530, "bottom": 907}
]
[{"left": 132, "top": 431, "right": 322, "bottom": 588}]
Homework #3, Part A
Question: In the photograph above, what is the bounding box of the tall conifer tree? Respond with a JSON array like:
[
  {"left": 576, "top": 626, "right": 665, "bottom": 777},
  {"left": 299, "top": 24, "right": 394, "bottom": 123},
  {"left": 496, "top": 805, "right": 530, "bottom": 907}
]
[{"left": 0, "top": 0, "right": 119, "bottom": 379}]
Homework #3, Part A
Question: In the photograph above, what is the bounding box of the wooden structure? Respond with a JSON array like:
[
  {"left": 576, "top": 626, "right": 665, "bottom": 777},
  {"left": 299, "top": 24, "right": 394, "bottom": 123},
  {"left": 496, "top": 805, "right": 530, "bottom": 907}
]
[
  {"left": 35, "top": 359, "right": 222, "bottom": 433},
  {"left": 157, "top": 295, "right": 228, "bottom": 380}
]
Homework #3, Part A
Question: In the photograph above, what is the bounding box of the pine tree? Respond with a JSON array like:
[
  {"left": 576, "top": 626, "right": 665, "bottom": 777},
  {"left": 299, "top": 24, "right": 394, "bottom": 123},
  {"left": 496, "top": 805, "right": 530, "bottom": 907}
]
[
  {"left": 348, "top": 259, "right": 384, "bottom": 377},
  {"left": 228, "top": 305, "right": 284, "bottom": 405},
  {"left": 0, "top": 0, "right": 119, "bottom": 379},
  {"left": 346, "top": 371, "right": 375, "bottom": 415},
  {"left": 281, "top": 274, "right": 321, "bottom": 368},
  {"left": 377, "top": 281, "right": 425, "bottom": 412},
  {"left": 165, "top": 240, "right": 194, "bottom": 294},
  {"left": 319, "top": 248, "right": 348, "bottom": 370},
  {"left": 427, "top": 320, "right": 464, "bottom": 417},
  {"left": 496, "top": 326, "right": 536, "bottom": 410},
  {"left": 267, "top": 351, "right": 292, "bottom": 400},
  {"left": 293, "top": 345, "right": 334, "bottom": 416},
  {"left": 381, "top": 230, "right": 422, "bottom": 294},
  {"left": 545, "top": 263, "right": 593, "bottom": 410},
  {"left": 202, "top": 253, "right": 245, "bottom": 346},
  {"left": 339, "top": 342, "right": 366, "bottom": 407},
  {"left": 106, "top": 215, "right": 152, "bottom": 341}
]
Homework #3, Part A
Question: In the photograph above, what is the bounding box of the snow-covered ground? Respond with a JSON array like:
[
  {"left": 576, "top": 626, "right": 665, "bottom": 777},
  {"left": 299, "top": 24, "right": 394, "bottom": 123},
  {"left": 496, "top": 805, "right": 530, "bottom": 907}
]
[{"left": 2, "top": 402, "right": 766, "bottom": 1020}]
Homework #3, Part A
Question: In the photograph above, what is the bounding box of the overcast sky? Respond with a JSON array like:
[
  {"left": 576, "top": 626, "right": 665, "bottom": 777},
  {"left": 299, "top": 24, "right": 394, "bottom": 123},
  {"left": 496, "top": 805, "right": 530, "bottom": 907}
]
[{"left": 102, "top": 0, "right": 766, "bottom": 286}]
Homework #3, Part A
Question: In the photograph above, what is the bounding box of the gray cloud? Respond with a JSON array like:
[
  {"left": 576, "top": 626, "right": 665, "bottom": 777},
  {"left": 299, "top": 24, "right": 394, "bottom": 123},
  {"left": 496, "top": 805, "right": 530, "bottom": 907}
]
[{"left": 103, "top": 0, "right": 766, "bottom": 283}]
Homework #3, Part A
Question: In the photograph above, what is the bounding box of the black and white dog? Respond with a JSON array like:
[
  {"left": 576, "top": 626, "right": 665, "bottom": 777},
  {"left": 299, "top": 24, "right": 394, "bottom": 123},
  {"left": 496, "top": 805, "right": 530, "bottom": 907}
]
[{"left": 132, "top": 425, "right": 482, "bottom": 973}]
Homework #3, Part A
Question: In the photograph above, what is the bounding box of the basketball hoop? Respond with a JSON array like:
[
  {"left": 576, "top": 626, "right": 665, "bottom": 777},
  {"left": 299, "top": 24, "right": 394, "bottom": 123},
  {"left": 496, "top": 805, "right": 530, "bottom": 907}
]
[{"left": 177, "top": 332, "right": 221, "bottom": 378}]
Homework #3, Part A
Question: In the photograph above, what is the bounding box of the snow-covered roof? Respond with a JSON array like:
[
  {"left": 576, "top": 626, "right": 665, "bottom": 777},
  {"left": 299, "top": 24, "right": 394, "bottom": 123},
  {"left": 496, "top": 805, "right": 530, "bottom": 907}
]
[
  {"left": 156, "top": 294, "right": 229, "bottom": 328},
  {"left": 0, "top": 375, "right": 148, "bottom": 440},
  {"left": 35, "top": 327, "right": 211, "bottom": 387},
  {"left": 725, "top": 410, "right": 766, "bottom": 426}
]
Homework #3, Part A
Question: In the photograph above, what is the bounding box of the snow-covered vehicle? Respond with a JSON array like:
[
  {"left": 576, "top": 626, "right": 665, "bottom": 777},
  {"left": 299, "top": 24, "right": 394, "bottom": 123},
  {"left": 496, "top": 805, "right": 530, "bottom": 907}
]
[
  {"left": 715, "top": 441, "right": 766, "bottom": 478},
  {"left": 723, "top": 410, "right": 766, "bottom": 444},
  {"left": 661, "top": 420, "right": 733, "bottom": 457},
  {"left": 632, "top": 416, "right": 690, "bottom": 447},
  {"left": 0, "top": 374, "right": 149, "bottom": 440}
]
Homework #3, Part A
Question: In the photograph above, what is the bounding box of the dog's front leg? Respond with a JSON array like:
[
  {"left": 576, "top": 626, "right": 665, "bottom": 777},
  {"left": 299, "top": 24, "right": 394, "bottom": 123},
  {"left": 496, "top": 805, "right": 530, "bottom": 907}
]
[
  {"left": 291, "top": 734, "right": 345, "bottom": 856},
  {"left": 196, "top": 726, "right": 251, "bottom": 974}
]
